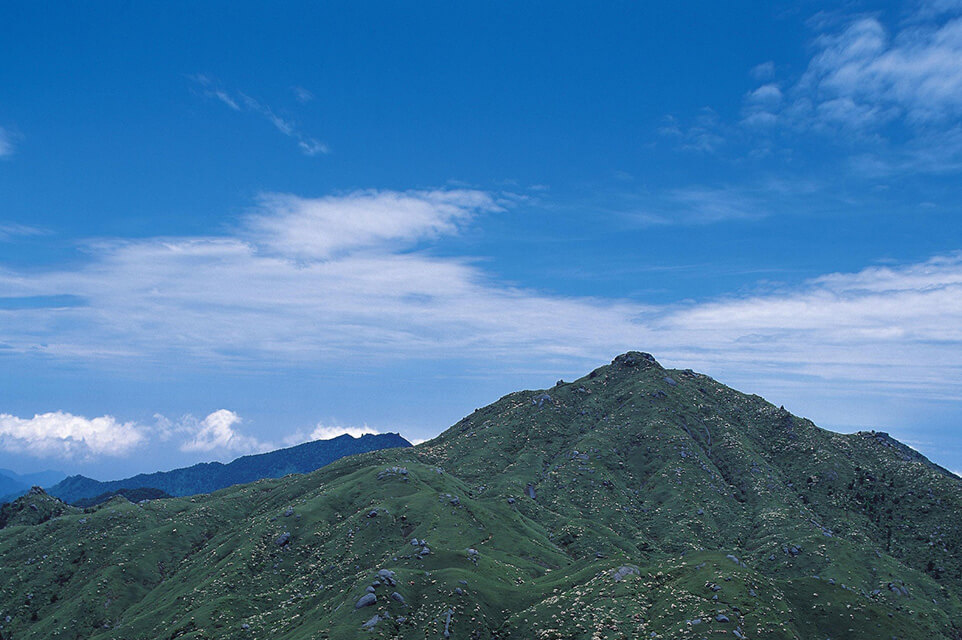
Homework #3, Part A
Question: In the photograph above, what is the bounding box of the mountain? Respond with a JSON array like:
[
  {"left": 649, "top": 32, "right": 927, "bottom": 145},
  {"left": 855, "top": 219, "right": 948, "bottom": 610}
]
[
  {"left": 0, "top": 352, "right": 960, "bottom": 640},
  {"left": 0, "top": 476, "right": 24, "bottom": 503},
  {"left": 44, "top": 432, "right": 412, "bottom": 505},
  {"left": 0, "top": 469, "right": 67, "bottom": 488},
  {"left": 0, "top": 469, "right": 66, "bottom": 503}
]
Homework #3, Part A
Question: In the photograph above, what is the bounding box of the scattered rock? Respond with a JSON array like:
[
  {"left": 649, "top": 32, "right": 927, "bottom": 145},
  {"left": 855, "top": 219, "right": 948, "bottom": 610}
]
[
  {"left": 525, "top": 484, "right": 536, "bottom": 500},
  {"left": 355, "top": 593, "right": 376, "bottom": 609},
  {"left": 378, "top": 569, "right": 396, "bottom": 586},
  {"left": 443, "top": 608, "right": 453, "bottom": 638},
  {"left": 362, "top": 614, "right": 380, "bottom": 630},
  {"left": 377, "top": 467, "right": 408, "bottom": 480},
  {"left": 532, "top": 393, "right": 552, "bottom": 407},
  {"left": 611, "top": 565, "right": 640, "bottom": 582},
  {"left": 664, "top": 376, "right": 677, "bottom": 386},
  {"left": 283, "top": 507, "right": 294, "bottom": 517},
  {"left": 274, "top": 532, "right": 291, "bottom": 547},
  {"left": 391, "top": 591, "right": 405, "bottom": 603},
  {"left": 716, "top": 614, "right": 730, "bottom": 623}
]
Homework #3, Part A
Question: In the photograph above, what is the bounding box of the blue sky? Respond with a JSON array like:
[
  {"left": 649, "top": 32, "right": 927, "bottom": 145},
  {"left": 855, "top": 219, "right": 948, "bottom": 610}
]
[{"left": 2, "top": 0, "right": 962, "bottom": 479}]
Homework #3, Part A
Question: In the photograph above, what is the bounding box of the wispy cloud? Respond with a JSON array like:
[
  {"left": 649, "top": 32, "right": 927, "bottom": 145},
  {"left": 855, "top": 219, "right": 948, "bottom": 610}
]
[
  {"left": 750, "top": 61, "right": 776, "bottom": 81},
  {"left": 292, "top": 86, "right": 313, "bottom": 104},
  {"left": 190, "top": 75, "right": 329, "bottom": 156},
  {"left": 657, "top": 110, "right": 726, "bottom": 153},
  {"left": 735, "top": 4, "right": 962, "bottom": 172},
  {"left": 0, "top": 411, "right": 144, "bottom": 460},
  {"left": 798, "top": 14, "right": 962, "bottom": 126},
  {"left": 2, "top": 188, "right": 962, "bottom": 409},
  {"left": 0, "top": 127, "right": 16, "bottom": 157},
  {"left": 618, "top": 178, "right": 821, "bottom": 226},
  {"left": 0, "top": 223, "right": 46, "bottom": 241}
]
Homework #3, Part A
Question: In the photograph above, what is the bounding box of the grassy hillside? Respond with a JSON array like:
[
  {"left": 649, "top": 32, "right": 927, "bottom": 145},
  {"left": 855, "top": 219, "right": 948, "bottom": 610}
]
[{"left": 1, "top": 352, "right": 960, "bottom": 639}]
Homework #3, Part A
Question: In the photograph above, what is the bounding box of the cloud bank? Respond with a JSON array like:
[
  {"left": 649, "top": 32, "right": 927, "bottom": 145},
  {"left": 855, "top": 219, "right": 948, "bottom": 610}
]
[
  {"left": 0, "top": 412, "right": 144, "bottom": 460},
  {"left": 1, "top": 188, "right": 961, "bottom": 408},
  {"left": 0, "top": 408, "right": 389, "bottom": 463}
]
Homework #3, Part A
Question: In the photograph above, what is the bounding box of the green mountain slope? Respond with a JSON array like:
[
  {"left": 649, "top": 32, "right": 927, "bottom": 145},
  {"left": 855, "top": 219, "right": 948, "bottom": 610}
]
[{"left": 1, "top": 352, "right": 960, "bottom": 640}]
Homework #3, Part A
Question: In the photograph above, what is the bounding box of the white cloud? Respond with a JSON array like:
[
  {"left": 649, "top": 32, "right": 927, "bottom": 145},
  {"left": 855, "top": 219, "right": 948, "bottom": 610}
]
[
  {"left": 654, "top": 253, "right": 962, "bottom": 399},
  {"left": 179, "top": 410, "right": 271, "bottom": 454},
  {"left": 279, "top": 422, "right": 382, "bottom": 447},
  {"left": 0, "top": 412, "right": 145, "bottom": 459},
  {"left": 0, "top": 127, "right": 15, "bottom": 157},
  {"left": 730, "top": 6, "right": 962, "bottom": 173},
  {"left": 801, "top": 15, "right": 962, "bottom": 125},
  {"left": 247, "top": 189, "right": 499, "bottom": 259},
  {"left": 747, "top": 83, "right": 783, "bottom": 105},
  {"left": 2, "top": 188, "right": 962, "bottom": 410},
  {"left": 746, "top": 8, "right": 962, "bottom": 137},
  {"left": 308, "top": 423, "right": 379, "bottom": 441}
]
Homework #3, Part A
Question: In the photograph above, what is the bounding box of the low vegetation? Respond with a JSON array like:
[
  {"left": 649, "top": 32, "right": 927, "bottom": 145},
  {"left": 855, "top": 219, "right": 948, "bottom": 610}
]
[{"left": 1, "top": 352, "right": 960, "bottom": 639}]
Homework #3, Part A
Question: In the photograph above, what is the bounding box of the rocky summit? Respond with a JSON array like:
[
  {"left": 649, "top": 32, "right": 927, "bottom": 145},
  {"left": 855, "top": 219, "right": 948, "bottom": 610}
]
[{"left": 1, "top": 352, "right": 960, "bottom": 639}]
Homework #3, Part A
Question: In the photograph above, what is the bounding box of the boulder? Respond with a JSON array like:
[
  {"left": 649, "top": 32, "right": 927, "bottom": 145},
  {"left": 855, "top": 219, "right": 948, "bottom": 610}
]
[
  {"left": 355, "top": 593, "right": 376, "bottom": 609},
  {"left": 611, "top": 565, "right": 640, "bottom": 582}
]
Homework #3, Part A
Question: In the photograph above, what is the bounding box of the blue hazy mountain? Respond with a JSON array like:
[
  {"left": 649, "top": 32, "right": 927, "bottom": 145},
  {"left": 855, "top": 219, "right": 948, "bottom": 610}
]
[{"left": 44, "top": 432, "right": 411, "bottom": 505}]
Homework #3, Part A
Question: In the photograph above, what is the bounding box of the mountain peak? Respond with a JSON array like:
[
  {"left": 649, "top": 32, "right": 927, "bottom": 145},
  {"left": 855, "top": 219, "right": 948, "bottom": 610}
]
[{"left": 611, "top": 350, "right": 661, "bottom": 368}]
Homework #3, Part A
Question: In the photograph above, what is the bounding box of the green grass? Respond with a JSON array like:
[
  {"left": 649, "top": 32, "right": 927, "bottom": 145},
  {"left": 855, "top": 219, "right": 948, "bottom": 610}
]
[{"left": 1, "top": 352, "right": 961, "bottom": 639}]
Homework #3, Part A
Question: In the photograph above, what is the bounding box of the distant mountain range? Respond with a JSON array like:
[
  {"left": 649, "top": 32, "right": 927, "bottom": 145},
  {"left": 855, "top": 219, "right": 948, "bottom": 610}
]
[
  {"left": 0, "top": 468, "right": 66, "bottom": 503},
  {"left": 40, "top": 432, "right": 411, "bottom": 505},
  {"left": 1, "top": 353, "right": 961, "bottom": 638}
]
